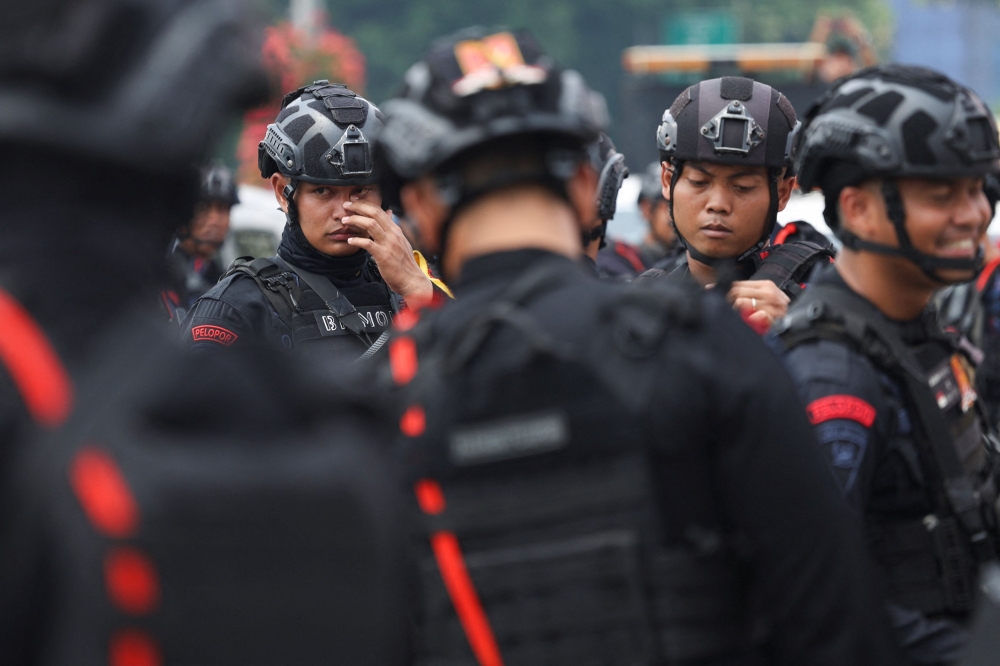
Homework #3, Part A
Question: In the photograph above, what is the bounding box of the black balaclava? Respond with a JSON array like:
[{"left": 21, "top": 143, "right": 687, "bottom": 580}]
[{"left": 276, "top": 221, "right": 371, "bottom": 285}]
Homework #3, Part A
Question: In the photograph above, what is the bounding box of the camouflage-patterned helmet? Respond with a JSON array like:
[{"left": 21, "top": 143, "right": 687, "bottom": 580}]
[
  {"left": 259, "top": 81, "right": 384, "bottom": 186},
  {"left": 794, "top": 64, "right": 1000, "bottom": 279},
  {"left": 795, "top": 64, "right": 1000, "bottom": 201}
]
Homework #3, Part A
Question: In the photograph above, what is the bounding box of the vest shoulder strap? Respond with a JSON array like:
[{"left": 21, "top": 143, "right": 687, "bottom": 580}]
[
  {"left": 0, "top": 288, "right": 73, "bottom": 427},
  {"left": 223, "top": 256, "right": 300, "bottom": 321},
  {"left": 752, "top": 241, "right": 835, "bottom": 298}
]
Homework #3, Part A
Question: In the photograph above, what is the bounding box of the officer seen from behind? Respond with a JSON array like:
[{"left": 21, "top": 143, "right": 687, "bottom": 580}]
[
  {"left": 182, "top": 82, "right": 433, "bottom": 360},
  {"left": 773, "top": 64, "right": 1000, "bottom": 664},
  {"left": 636, "top": 78, "right": 835, "bottom": 331},
  {"left": 372, "top": 26, "right": 906, "bottom": 666}
]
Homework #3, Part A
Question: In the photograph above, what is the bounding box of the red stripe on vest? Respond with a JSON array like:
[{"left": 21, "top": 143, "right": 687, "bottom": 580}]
[
  {"left": 614, "top": 242, "right": 647, "bottom": 275},
  {"left": 109, "top": 628, "right": 162, "bottom": 666},
  {"left": 429, "top": 532, "right": 505, "bottom": 666},
  {"left": 69, "top": 446, "right": 139, "bottom": 538},
  {"left": 416, "top": 480, "right": 504, "bottom": 666},
  {"left": 807, "top": 395, "right": 876, "bottom": 428},
  {"left": 976, "top": 256, "right": 1000, "bottom": 293},
  {"left": 105, "top": 547, "right": 160, "bottom": 615},
  {"left": 773, "top": 222, "right": 798, "bottom": 246},
  {"left": 0, "top": 288, "right": 73, "bottom": 427}
]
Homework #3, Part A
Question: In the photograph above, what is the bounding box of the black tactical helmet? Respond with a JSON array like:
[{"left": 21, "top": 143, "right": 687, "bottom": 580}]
[
  {"left": 591, "top": 133, "right": 628, "bottom": 222},
  {"left": 581, "top": 133, "right": 627, "bottom": 248},
  {"left": 637, "top": 162, "right": 665, "bottom": 204},
  {"left": 374, "top": 27, "right": 608, "bottom": 213},
  {"left": 656, "top": 77, "right": 800, "bottom": 265},
  {"left": 0, "top": 0, "right": 267, "bottom": 174},
  {"left": 259, "top": 81, "right": 384, "bottom": 222},
  {"left": 795, "top": 64, "right": 1000, "bottom": 279},
  {"left": 200, "top": 162, "right": 240, "bottom": 207}
]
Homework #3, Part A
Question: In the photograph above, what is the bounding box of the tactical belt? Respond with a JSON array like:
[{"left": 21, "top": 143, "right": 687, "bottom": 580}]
[{"left": 776, "top": 284, "right": 998, "bottom": 613}]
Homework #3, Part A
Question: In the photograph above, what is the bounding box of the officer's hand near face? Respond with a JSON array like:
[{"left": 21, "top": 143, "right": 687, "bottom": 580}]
[
  {"left": 728, "top": 279, "right": 791, "bottom": 329},
  {"left": 343, "top": 199, "right": 434, "bottom": 305}
]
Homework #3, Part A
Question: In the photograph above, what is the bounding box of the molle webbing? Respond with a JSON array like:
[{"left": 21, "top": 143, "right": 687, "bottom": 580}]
[{"left": 416, "top": 456, "right": 753, "bottom": 665}]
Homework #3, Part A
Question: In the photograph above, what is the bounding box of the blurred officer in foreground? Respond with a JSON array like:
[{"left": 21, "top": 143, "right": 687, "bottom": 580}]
[
  {"left": 635, "top": 78, "right": 835, "bottom": 332},
  {"left": 181, "top": 81, "right": 433, "bottom": 361},
  {"left": 773, "top": 64, "right": 1000, "bottom": 664},
  {"left": 372, "top": 26, "right": 905, "bottom": 666},
  {"left": 162, "top": 162, "right": 240, "bottom": 320},
  {"left": 0, "top": 1, "right": 407, "bottom": 664},
  {"left": 579, "top": 133, "right": 629, "bottom": 278}
]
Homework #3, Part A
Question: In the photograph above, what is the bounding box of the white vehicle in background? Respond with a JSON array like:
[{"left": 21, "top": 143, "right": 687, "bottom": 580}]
[{"left": 218, "top": 184, "right": 286, "bottom": 268}]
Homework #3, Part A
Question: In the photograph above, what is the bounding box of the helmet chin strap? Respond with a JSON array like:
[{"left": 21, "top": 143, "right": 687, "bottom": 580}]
[
  {"left": 668, "top": 161, "right": 780, "bottom": 270},
  {"left": 282, "top": 179, "right": 300, "bottom": 225},
  {"left": 581, "top": 220, "right": 607, "bottom": 249},
  {"left": 837, "top": 179, "right": 983, "bottom": 283}
]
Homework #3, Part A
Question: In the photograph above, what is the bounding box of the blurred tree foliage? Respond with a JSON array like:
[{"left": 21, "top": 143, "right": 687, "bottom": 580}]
[{"left": 259, "top": 0, "right": 890, "bottom": 122}]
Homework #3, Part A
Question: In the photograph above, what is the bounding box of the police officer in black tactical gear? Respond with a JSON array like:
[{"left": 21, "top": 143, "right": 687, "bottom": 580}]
[
  {"left": 635, "top": 78, "right": 835, "bottom": 332},
  {"left": 163, "top": 162, "right": 240, "bottom": 319},
  {"left": 0, "top": 1, "right": 409, "bottom": 664},
  {"left": 370, "top": 26, "right": 907, "bottom": 666},
  {"left": 638, "top": 161, "right": 686, "bottom": 268},
  {"left": 580, "top": 132, "right": 630, "bottom": 278},
  {"left": 772, "top": 64, "right": 1000, "bottom": 665},
  {"left": 181, "top": 81, "right": 434, "bottom": 360}
]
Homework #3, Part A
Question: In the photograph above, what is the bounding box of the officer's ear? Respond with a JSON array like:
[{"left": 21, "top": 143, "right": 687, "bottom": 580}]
[
  {"left": 776, "top": 173, "right": 796, "bottom": 212},
  {"left": 566, "top": 161, "right": 599, "bottom": 228},
  {"left": 839, "top": 180, "right": 891, "bottom": 243},
  {"left": 399, "top": 177, "right": 449, "bottom": 255},
  {"left": 660, "top": 161, "right": 673, "bottom": 201},
  {"left": 270, "top": 173, "right": 289, "bottom": 214}
]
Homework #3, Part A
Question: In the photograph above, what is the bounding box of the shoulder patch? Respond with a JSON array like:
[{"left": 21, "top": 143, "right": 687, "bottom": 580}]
[
  {"left": 807, "top": 394, "right": 876, "bottom": 427},
  {"left": 191, "top": 325, "right": 239, "bottom": 346}
]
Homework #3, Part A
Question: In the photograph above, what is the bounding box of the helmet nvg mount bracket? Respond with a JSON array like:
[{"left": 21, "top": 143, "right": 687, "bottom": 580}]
[{"left": 794, "top": 64, "right": 1000, "bottom": 282}]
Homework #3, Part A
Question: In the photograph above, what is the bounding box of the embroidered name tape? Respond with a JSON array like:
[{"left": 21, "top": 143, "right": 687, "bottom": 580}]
[
  {"left": 806, "top": 394, "right": 876, "bottom": 428},
  {"left": 449, "top": 411, "right": 569, "bottom": 465},
  {"left": 191, "top": 325, "right": 238, "bottom": 346},
  {"left": 314, "top": 306, "right": 393, "bottom": 337}
]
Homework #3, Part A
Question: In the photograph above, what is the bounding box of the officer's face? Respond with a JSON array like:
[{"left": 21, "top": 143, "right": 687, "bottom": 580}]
[
  {"left": 666, "top": 161, "right": 793, "bottom": 260},
  {"left": 648, "top": 199, "right": 675, "bottom": 246},
  {"left": 183, "top": 201, "right": 231, "bottom": 258},
  {"left": 272, "top": 176, "right": 383, "bottom": 256},
  {"left": 866, "top": 176, "right": 991, "bottom": 284}
]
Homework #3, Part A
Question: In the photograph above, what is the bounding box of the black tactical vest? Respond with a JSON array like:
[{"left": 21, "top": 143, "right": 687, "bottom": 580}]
[
  {"left": 775, "top": 284, "right": 1000, "bottom": 616},
  {"left": 224, "top": 256, "right": 396, "bottom": 360},
  {"left": 393, "top": 267, "right": 761, "bottom": 665}
]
